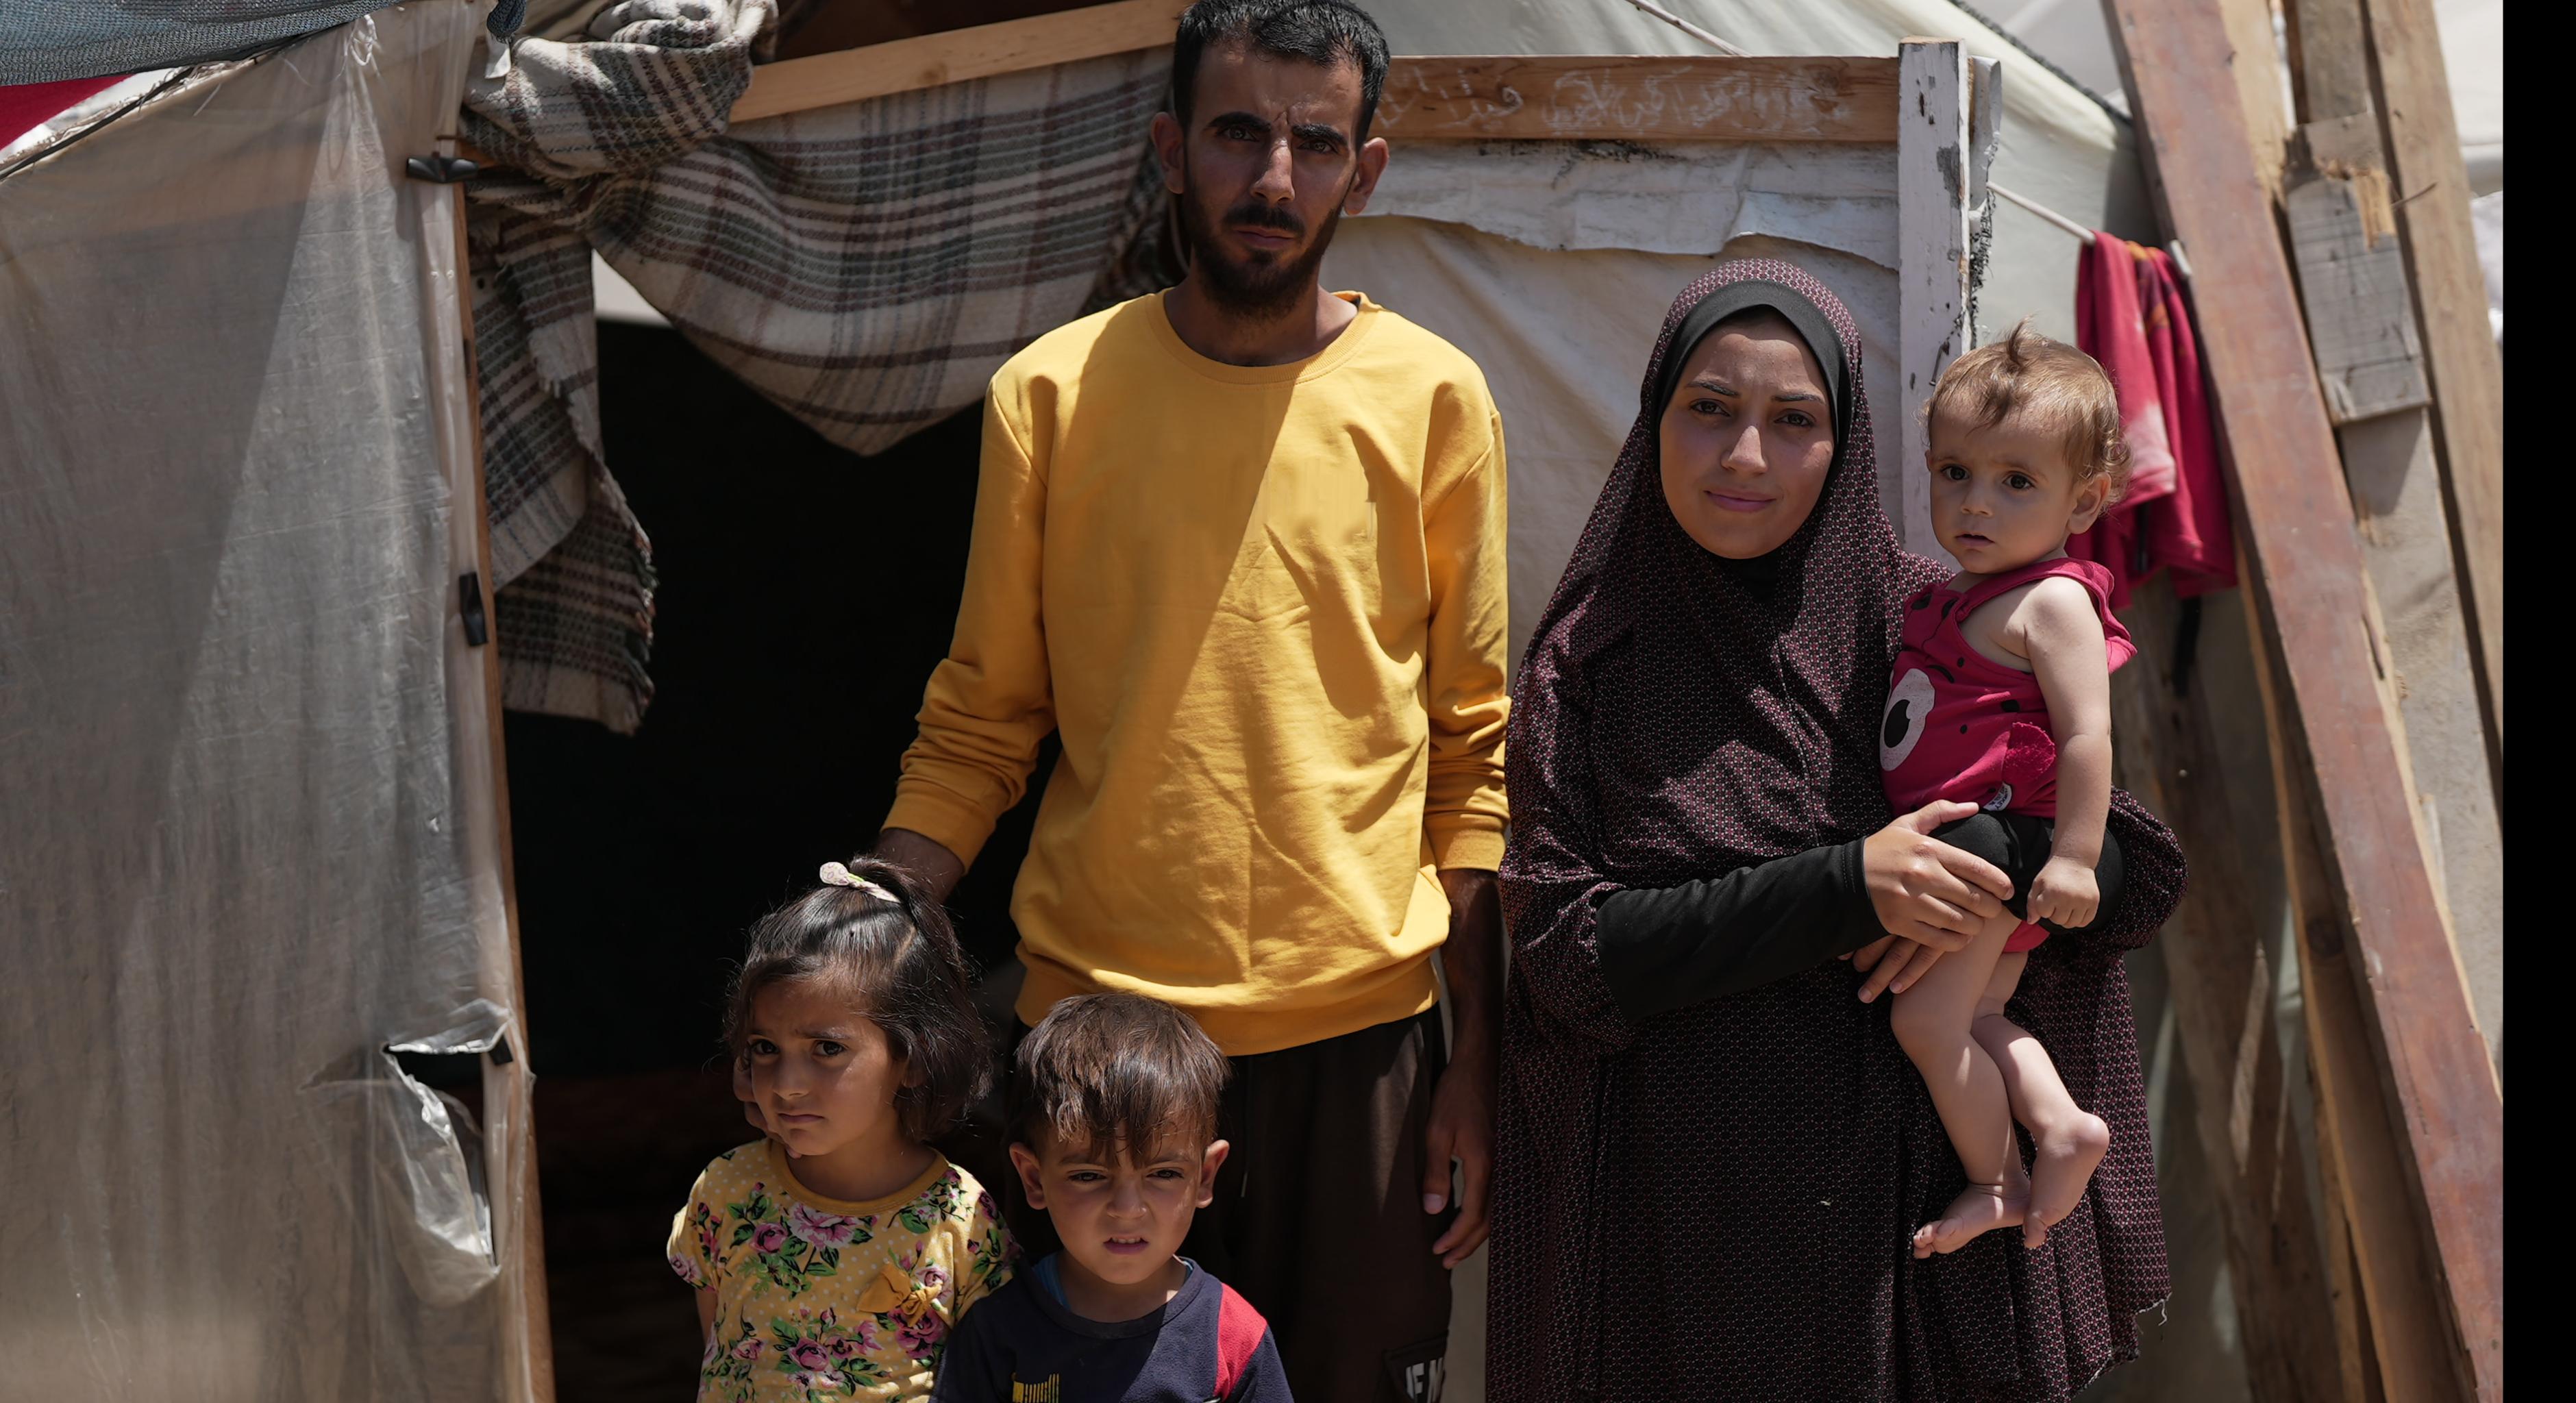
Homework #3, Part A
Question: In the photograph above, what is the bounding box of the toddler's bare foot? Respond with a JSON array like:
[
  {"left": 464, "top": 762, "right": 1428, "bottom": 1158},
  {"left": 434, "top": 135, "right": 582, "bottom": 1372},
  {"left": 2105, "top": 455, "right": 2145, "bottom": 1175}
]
[
  {"left": 1912, "top": 1183, "right": 2027, "bottom": 1258},
  {"left": 2022, "top": 1111, "right": 2110, "bottom": 1247}
]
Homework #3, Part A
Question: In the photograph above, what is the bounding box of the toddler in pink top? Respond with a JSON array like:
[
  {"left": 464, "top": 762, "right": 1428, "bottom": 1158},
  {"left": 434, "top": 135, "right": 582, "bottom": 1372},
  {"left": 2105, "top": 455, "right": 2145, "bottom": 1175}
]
[{"left": 1876, "top": 322, "right": 2142, "bottom": 1259}]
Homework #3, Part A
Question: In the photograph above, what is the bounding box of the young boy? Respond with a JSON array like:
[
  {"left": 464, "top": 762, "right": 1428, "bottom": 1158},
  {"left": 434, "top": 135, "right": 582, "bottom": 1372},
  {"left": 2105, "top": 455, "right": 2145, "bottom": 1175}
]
[{"left": 933, "top": 993, "right": 1291, "bottom": 1402}]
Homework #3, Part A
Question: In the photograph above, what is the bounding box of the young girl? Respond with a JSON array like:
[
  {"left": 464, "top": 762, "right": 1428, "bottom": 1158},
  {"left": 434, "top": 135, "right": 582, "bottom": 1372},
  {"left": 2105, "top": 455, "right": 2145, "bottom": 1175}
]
[
  {"left": 1877, "top": 322, "right": 2140, "bottom": 1258},
  {"left": 669, "top": 858, "right": 1015, "bottom": 1401}
]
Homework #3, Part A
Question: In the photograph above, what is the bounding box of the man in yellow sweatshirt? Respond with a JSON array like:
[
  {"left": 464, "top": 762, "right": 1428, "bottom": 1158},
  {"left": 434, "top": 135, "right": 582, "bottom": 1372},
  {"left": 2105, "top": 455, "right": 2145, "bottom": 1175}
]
[{"left": 869, "top": 3, "right": 1506, "bottom": 1397}]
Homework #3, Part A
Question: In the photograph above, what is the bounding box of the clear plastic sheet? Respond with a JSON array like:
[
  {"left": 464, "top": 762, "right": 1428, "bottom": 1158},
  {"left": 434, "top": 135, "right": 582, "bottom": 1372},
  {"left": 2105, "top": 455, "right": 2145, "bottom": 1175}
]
[{"left": 0, "top": 4, "right": 545, "bottom": 1398}]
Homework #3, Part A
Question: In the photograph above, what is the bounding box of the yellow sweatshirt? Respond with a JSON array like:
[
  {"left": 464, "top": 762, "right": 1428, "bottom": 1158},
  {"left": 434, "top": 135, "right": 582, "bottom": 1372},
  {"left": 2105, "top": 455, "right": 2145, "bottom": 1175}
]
[{"left": 886, "top": 290, "right": 1510, "bottom": 1055}]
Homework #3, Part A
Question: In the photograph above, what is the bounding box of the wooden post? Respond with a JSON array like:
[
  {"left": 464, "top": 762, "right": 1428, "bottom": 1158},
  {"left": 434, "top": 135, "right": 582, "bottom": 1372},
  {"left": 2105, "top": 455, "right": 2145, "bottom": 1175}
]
[
  {"left": 445, "top": 165, "right": 558, "bottom": 1403},
  {"left": 2100, "top": 3, "right": 2501, "bottom": 1398},
  {"left": 1896, "top": 38, "right": 1971, "bottom": 564},
  {"left": 2356, "top": 0, "right": 2503, "bottom": 775}
]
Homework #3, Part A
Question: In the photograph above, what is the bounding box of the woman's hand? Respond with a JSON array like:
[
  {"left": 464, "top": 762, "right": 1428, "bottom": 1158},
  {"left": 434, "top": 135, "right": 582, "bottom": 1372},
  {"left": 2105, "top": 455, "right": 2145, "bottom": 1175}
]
[
  {"left": 1863, "top": 800, "right": 2014, "bottom": 948},
  {"left": 1844, "top": 935, "right": 1945, "bottom": 1002},
  {"left": 2028, "top": 856, "right": 2098, "bottom": 929}
]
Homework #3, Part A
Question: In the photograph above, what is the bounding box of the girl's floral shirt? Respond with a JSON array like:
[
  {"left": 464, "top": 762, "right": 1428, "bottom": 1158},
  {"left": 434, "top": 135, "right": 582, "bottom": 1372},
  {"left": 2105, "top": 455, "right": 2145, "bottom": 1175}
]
[{"left": 669, "top": 1141, "right": 1015, "bottom": 1402}]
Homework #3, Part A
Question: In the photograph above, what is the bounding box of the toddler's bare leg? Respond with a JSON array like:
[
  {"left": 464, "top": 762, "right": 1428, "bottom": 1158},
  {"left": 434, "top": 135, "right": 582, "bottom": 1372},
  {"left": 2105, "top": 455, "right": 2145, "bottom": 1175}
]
[
  {"left": 1889, "top": 909, "right": 2026, "bottom": 1257},
  {"left": 1974, "top": 951, "right": 2110, "bottom": 1248}
]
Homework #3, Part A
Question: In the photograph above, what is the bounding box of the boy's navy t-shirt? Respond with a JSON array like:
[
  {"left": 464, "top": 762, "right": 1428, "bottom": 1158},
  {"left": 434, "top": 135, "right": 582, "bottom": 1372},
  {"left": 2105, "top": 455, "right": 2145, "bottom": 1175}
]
[{"left": 932, "top": 1255, "right": 1290, "bottom": 1402}]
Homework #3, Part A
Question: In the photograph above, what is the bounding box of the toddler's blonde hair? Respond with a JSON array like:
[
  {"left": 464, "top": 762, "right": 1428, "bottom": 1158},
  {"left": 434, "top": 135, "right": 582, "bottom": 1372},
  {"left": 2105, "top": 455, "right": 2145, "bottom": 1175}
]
[{"left": 1928, "top": 318, "right": 2131, "bottom": 502}]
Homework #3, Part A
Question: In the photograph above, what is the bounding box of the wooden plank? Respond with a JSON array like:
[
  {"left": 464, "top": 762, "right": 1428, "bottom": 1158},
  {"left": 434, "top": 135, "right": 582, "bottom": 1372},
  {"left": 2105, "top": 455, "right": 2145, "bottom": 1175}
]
[
  {"left": 2283, "top": 132, "right": 2429, "bottom": 423},
  {"left": 2286, "top": 0, "right": 2503, "bottom": 1076},
  {"left": 2099, "top": 5, "right": 2501, "bottom": 1401},
  {"left": 2240, "top": 573, "right": 2460, "bottom": 1403},
  {"left": 2359, "top": 0, "right": 2504, "bottom": 778},
  {"left": 2107, "top": 581, "right": 2349, "bottom": 1403},
  {"left": 447, "top": 171, "right": 558, "bottom": 1403},
  {"left": 1372, "top": 55, "right": 1899, "bottom": 142},
  {"left": 2219, "top": 0, "right": 2292, "bottom": 198},
  {"left": 729, "top": 0, "right": 1187, "bottom": 123},
  {"left": 1894, "top": 38, "right": 1969, "bottom": 564},
  {"left": 541, "top": 3, "right": 1911, "bottom": 147}
]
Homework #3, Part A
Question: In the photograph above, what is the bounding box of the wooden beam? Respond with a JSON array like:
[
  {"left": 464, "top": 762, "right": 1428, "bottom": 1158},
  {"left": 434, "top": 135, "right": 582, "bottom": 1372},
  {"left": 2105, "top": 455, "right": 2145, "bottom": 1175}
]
[
  {"left": 1894, "top": 38, "right": 1971, "bottom": 563},
  {"left": 2279, "top": 5, "right": 2503, "bottom": 1080},
  {"left": 2100, "top": 4, "right": 2501, "bottom": 1401},
  {"left": 2242, "top": 569, "right": 2460, "bottom": 1403},
  {"left": 446, "top": 161, "right": 558, "bottom": 1403},
  {"left": 2359, "top": 0, "right": 2504, "bottom": 778},
  {"left": 730, "top": 0, "right": 1187, "bottom": 123},
  {"left": 1373, "top": 55, "right": 1900, "bottom": 142}
]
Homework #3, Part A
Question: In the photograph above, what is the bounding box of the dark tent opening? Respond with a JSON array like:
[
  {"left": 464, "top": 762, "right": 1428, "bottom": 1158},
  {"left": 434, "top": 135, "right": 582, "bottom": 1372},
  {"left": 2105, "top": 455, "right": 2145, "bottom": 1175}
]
[{"left": 504, "top": 321, "right": 1049, "bottom": 1395}]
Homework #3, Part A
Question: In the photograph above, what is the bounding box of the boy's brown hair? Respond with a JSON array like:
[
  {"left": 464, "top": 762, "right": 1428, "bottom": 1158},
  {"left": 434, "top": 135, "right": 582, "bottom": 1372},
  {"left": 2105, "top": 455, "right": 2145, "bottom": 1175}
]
[
  {"left": 1009, "top": 992, "right": 1229, "bottom": 1160},
  {"left": 1927, "top": 317, "right": 2132, "bottom": 501}
]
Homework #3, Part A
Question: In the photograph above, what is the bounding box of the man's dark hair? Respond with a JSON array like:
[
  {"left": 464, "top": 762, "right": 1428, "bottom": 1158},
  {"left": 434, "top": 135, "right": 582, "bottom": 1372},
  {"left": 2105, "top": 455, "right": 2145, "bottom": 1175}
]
[
  {"left": 1171, "top": 0, "right": 1392, "bottom": 142},
  {"left": 723, "top": 856, "right": 990, "bottom": 1143},
  {"left": 1009, "top": 992, "right": 1230, "bottom": 1159}
]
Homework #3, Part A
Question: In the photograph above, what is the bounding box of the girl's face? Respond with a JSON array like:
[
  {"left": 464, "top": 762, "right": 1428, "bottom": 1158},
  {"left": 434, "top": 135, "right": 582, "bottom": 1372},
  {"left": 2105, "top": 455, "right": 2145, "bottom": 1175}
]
[
  {"left": 1926, "top": 408, "right": 2109, "bottom": 574},
  {"left": 743, "top": 979, "right": 914, "bottom": 1165},
  {"left": 1658, "top": 316, "right": 1837, "bottom": 560}
]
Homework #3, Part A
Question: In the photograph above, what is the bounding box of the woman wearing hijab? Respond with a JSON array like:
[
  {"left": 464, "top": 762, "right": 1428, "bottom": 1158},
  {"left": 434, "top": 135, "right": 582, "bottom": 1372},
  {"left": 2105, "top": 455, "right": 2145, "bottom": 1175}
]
[{"left": 1486, "top": 260, "right": 2183, "bottom": 1400}]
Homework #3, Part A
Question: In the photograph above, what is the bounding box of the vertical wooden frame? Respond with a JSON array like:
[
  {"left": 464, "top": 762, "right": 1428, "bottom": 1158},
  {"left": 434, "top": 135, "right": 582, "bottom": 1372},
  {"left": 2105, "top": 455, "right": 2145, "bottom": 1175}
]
[
  {"left": 1896, "top": 38, "right": 1972, "bottom": 564},
  {"left": 434, "top": 162, "right": 559, "bottom": 1403}
]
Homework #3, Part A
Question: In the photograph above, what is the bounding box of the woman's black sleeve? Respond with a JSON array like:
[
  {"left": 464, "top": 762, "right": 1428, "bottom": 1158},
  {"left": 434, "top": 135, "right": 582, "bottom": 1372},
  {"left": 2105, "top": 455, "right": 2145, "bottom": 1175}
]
[{"left": 1594, "top": 840, "right": 1884, "bottom": 1021}]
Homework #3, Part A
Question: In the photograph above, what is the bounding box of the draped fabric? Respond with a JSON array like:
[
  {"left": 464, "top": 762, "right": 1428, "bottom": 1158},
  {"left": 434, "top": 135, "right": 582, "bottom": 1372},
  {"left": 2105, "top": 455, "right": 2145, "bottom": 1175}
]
[
  {"left": 458, "top": 0, "right": 1176, "bottom": 730},
  {"left": 1487, "top": 260, "right": 2182, "bottom": 1400}
]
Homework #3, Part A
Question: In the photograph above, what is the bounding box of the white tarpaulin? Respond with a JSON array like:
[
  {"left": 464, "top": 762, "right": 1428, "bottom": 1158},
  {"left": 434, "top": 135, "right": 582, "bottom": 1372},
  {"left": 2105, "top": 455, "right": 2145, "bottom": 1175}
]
[
  {"left": 0, "top": 3, "right": 544, "bottom": 1397},
  {"left": 1311, "top": 0, "right": 2159, "bottom": 663}
]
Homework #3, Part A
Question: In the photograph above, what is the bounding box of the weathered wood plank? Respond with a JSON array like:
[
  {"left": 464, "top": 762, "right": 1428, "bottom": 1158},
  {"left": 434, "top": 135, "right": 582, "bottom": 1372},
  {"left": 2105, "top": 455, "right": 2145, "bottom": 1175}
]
[
  {"left": 1894, "top": 38, "right": 1968, "bottom": 565},
  {"left": 2100, "top": 4, "right": 2502, "bottom": 1400},
  {"left": 2283, "top": 147, "right": 2430, "bottom": 423},
  {"left": 2241, "top": 571, "right": 2463, "bottom": 1403},
  {"left": 2359, "top": 0, "right": 2504, "bottom": 777},
  {"left": 730, "top": 0, "right": 1187, "bottom": 123},
  {"left": 1373, "top": 55, "right": 1900, "bottom": 143},
  {"left": 445, "top": 173, "right": 558, "bottom": 1403},
  {"left": 2286, "top": 0, "right": 2504, "bottom": 1076}
]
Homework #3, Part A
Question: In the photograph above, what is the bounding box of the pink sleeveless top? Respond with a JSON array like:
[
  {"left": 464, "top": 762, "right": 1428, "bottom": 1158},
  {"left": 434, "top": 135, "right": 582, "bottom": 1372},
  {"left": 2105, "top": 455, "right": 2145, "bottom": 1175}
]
[{"left": 1879, "top": 556, "right": 2134, "bottom": 821}]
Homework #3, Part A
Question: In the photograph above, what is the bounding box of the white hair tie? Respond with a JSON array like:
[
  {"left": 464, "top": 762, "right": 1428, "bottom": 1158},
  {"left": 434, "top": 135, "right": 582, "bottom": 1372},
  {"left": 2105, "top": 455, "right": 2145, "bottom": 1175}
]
[{"left": 819, "top": 861, "right": 900, "bottom": 903}]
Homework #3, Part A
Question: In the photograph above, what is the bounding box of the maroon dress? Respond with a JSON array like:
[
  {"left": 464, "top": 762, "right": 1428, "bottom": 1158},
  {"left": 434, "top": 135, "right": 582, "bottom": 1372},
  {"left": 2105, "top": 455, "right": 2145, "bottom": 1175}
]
[{"left": 1488, "top": 262, "right": 2183, "bottom": 1402}]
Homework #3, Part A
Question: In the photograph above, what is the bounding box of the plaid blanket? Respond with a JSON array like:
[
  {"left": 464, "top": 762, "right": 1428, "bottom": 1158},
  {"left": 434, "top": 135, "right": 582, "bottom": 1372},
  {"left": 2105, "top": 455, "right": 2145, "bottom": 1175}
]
[{"left": 462, "top": 0, "right": 1172, "bottom": 730}]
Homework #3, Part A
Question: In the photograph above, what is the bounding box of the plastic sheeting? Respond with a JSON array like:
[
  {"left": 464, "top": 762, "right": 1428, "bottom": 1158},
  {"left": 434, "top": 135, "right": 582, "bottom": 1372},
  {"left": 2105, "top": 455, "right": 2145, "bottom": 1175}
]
[
  {"left": 1363, "top": 0, "right": 2155, "bottom": 343},
  {"left": 0, "top": 3, "right": 545, "bottom": 1398},
  {"left": 0, "top": 0, "right": 406, "bottom": 87},
  {"left": 1324, "top": 226, "right": 1899, "bottom": 668}
]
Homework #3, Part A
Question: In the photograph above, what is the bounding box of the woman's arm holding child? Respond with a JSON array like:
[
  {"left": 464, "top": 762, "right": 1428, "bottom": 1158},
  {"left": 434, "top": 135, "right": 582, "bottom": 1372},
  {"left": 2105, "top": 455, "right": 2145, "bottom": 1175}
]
[{"left": 2019, "top": 576, "right": 2113, "bottom": 928}]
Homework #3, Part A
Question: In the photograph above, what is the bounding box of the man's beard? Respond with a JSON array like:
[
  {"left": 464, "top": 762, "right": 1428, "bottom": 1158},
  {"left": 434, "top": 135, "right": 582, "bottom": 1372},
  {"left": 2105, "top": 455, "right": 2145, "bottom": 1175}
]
[{"left": 1176, "top": 177, "right": 1348, "bottom": 321}]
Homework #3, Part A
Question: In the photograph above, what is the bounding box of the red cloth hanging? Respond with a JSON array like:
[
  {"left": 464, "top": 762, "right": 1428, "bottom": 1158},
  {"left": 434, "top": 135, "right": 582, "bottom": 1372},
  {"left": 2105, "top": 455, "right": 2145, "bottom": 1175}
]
[
  {"left": 2070, "top": 234, "right": 2236, "bottom": 607},
  {"left": 1, "top": 76, "right": 125, "bottom": 149}
]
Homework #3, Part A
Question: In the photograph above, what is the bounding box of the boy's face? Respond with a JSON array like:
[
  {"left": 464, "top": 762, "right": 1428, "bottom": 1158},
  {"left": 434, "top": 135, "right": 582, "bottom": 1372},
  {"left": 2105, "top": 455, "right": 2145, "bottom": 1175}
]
[
  {"left": 1010, "top": 1132, "right": 1230, "bottom": 1291},
  {"left": 1927, "top": 408, "right": 2110, "bottom": 573}
]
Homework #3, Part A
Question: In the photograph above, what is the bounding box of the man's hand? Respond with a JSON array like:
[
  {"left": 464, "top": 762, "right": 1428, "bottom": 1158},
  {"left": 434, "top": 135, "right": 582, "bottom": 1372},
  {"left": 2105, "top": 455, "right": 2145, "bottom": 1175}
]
[
  {"left": 1425, "top": 867, "right": 1500, "bottom": 1269},
  {"left": 871, "top": 828, "right": 967, "bottom": 905}
]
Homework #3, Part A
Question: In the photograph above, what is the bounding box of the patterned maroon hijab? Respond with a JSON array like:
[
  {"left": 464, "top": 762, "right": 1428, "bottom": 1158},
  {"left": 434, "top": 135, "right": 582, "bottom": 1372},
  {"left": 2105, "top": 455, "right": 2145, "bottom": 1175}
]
[
  {"left": 1535, "top": 259, "right": 1913, "bottom": 874},
  {"left": 1491, "top": 262, "right": 2183, "bottom": 1400}
]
